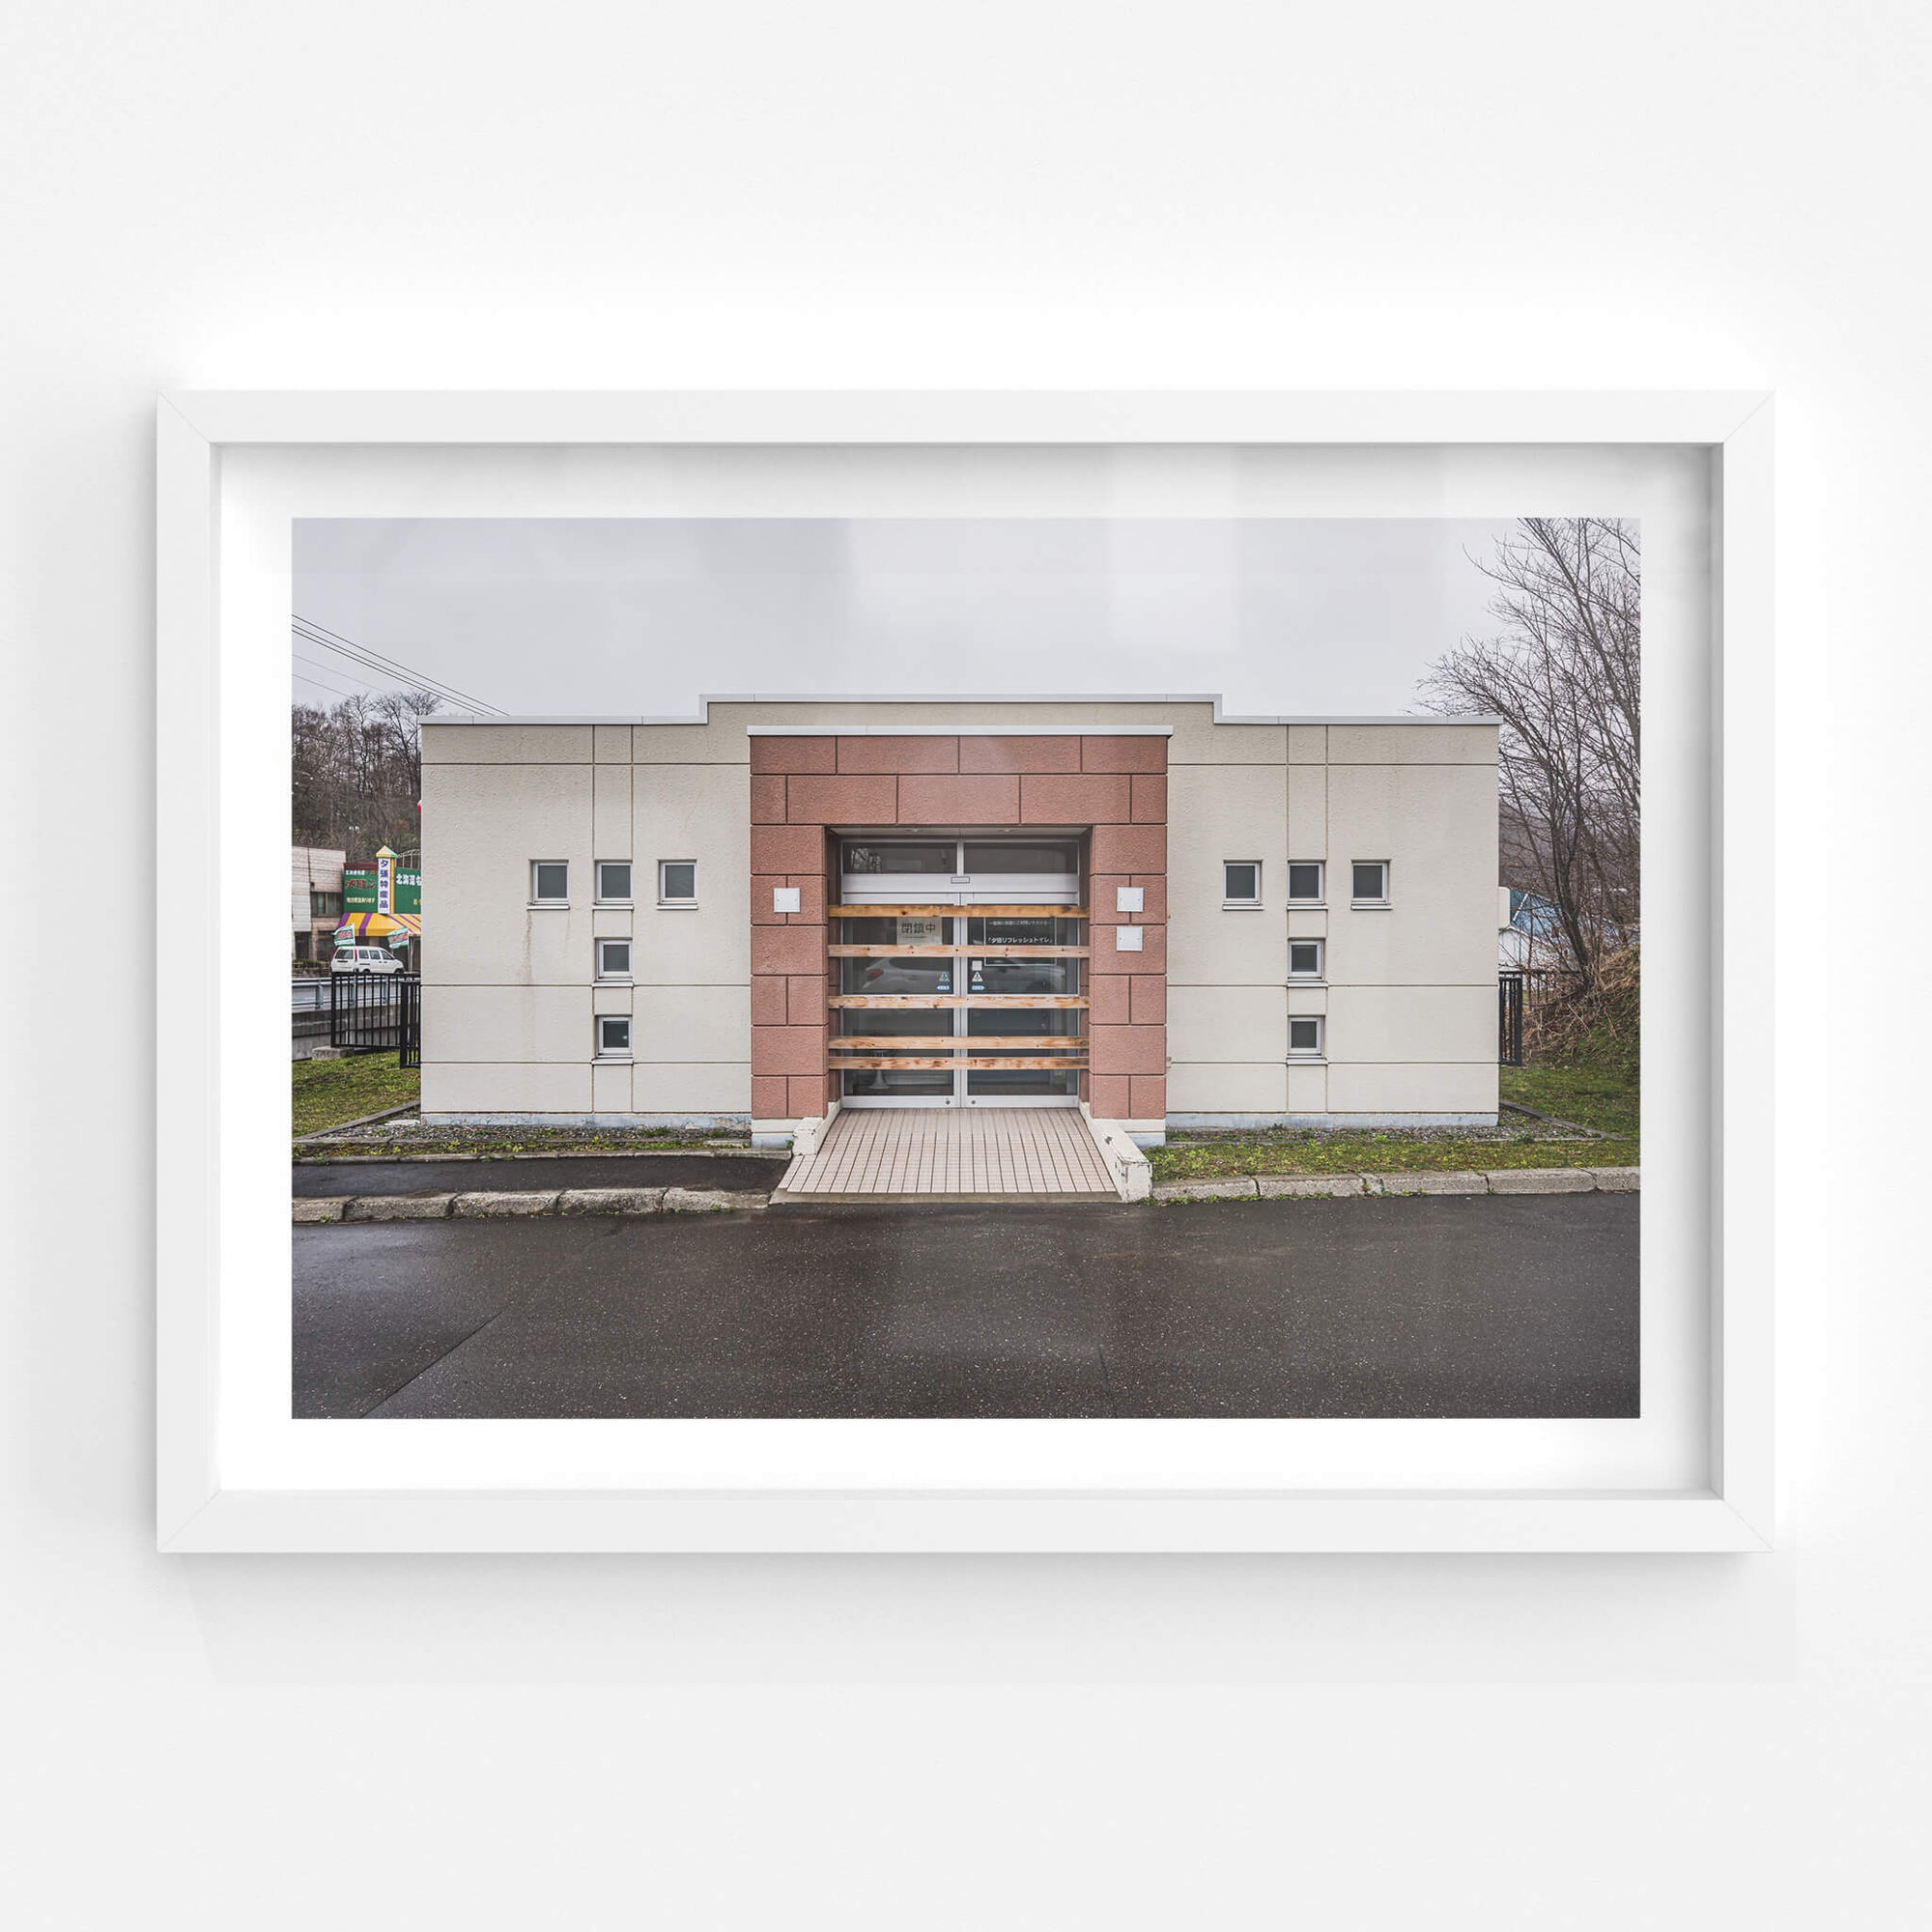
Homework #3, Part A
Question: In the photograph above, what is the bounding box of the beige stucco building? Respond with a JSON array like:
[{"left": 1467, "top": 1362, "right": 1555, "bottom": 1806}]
[
  {"left": 419, "top": 699, "right": 1502, "bottom": 1145},
  {"left": 291, "top": 845, "right": 346, "bottom": 963}
]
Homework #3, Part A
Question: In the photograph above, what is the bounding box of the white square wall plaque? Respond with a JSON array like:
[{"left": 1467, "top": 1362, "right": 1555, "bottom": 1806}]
[
  {"left": 1116, "top": 886, "right": 1144, "bottom": 913},
  {"left": 1115, "top": 925, "right": 1145, "bottom": 953},
  {"left": 773, "top": 887, "right": 801, "bottom": 913}
]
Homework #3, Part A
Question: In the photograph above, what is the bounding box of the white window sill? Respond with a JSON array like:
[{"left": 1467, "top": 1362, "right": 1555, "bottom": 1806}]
[
  {"left": 594, "top": 899, "right": 635, "bottom": 911},
  {"left": 1287, "top": 900, "right": 1326, "bottom": 910},
  {"left": 1287, "top": 977, "right": 1327, "bottom": 985},
  {"left": 1221, "top": 901, "right": 1264, "bottom": 911},
  {"left": 1350, "top": 900, "right": 1393, "bottom": 911},
  {"left": 595, "top": 976, "right": 635, "bottom": 986},
  {"left": 594, "top": 1053, "right": 634, "bottom": 1064},
  {"left": 1287, "top": 1056, "right": 1328, "bottom": 1065},
  {"left": 657, "top": 900, "right": 699, "bottom": 911},
  {"left": 528, "top": 901, "right": 570, "bottom": 911}
]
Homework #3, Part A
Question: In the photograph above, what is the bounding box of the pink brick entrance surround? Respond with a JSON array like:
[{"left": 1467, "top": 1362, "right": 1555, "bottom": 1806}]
[{"left": 749, "top": 733, "right": 1168, "bottom": 1122}]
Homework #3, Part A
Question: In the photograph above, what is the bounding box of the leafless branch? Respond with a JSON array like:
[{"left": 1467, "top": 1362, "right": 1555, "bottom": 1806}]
[{"left": 1423, "top": 517, "right": 1640, "bottom": 986}]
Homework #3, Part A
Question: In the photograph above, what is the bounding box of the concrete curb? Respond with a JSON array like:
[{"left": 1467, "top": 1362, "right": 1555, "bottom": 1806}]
[
  {"left": 452, "top": 1190, "right": 562, "bottom": 1217},
  {"left": 298, "top": 1185, "right": 770, "bottom": 1223},
  {"left": 558, "top": 1187, "right": 668, "bottom": 1215},
  {"left": 299, "top": 1173, "right": 1636, "bottom": 1218},
  {"left": 665, "top": 1186, "right": 767, "bottom": 1214},
  {"left": 343, "top": 1194, "right": 455, "bottom": 1222},
  {"left": 1153, "top": 1167, "right": 1638, "bottom": 1204},
  {"left": 292, "top": 1103, "right": 421, "bottom": 1144},
  {"left": 1367, "top": 1170, "right": 1488, "bottom": 1196}
]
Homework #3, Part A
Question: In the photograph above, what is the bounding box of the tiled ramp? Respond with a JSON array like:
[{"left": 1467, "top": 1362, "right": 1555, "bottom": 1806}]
[{"left": 775, "top": 1108, "right": 1121, "bottom": 1203}]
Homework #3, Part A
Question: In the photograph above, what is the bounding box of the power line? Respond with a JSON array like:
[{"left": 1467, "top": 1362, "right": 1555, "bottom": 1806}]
[
  {"left": 294, "top": 670, "right": 366, "bottom": 703},
  {"left": 293, "top": 615, "right": 449, "bottom": 694},
  {"left": 294, "top": 652, "right": 399, "bottom": 697},
  {"left": 291, "top": 614, "right": 507, "bottom": 715},
  {"left": 293, "top": 618, "right": 499, "bottom": 715}
]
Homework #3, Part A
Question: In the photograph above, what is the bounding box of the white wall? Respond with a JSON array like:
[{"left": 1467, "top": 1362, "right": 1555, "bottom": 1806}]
[
  {"left": 1, "top": 3, "right": 1910, "bottom": 1926},
  {"left": 1167, "top": 724, "right": 1499, "bottom": 1119},
  {"left": 420, "top": 723, "right": 755, "bottom": 1115}
]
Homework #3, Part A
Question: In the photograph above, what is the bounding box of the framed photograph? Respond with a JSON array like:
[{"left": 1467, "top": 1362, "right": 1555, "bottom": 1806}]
[{"left": 156, "top": 390, "right": 1773, "bottom": 1552}]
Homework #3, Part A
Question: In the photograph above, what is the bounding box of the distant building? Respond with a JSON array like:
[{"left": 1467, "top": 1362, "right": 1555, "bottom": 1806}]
[
  {"left": 292, "top": 846, "right": 346, "bottom": 962},
  {"left": 1499, "top": 887, "right": 1558, "bottom": 971},
  {"left": 337, "top": 848, "right": 423, "bottom": 969}
]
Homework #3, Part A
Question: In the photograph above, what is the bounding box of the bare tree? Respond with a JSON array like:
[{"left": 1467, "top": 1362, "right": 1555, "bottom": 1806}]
[
  {"left": 291, "top": 687, "right": 440, "bottom": 859},
  {"left": 1423, "top": 518, "right": 1639, "bottom": 988}
]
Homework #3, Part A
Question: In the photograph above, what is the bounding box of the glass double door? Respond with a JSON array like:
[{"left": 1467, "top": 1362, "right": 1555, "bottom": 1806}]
[{"left": 831, "top": 838, "right": 1087, "bottom": 1107}]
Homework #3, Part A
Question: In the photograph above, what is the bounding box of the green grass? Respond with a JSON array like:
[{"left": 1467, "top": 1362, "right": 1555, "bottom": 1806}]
[
  {"left": 1498, "top": 1062, "right": 1639, "bottom": 1143},
  {"left": 1145, "top": 1059, "right": 1638, "bottom": 1182},
  {"left": 292, "top": 1056, "right": 421, "bottom": 1136},
  {"left": 289, "top": 1047, "right": 1637, "bottom": 1176}
]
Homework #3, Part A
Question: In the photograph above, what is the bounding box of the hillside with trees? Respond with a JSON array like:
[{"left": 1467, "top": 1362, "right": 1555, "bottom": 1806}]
[{"left": 291, "top": 689, "right": 440, "bottom": 859}]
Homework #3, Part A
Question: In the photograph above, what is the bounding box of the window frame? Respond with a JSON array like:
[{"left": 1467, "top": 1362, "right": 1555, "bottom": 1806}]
[
  {"left": 1221, "top": 860, "right": 1264, "bottom": 909},
  {"left": 594, "top": 859, "right": 634, "bottom": 906},
  {"left": 1287, "top": 1013, "right": 1326, "bottom": 1059},
  {"left": 1287, "top": 937, "right": 1325, "bottom": 980},
  {"left": 1286, "top": 860, "right": 1325, "bottom": 905},
  {"left": 595, "top": 1013, "right": 633, "bottom": 1060},
  {"left": 657, "top": 859, "right": 698, "bottom": 907},
  {"left": 1350, "top": 860, "right": 1391, "bottom": 907},
  {"left": 529, "top": 859, "right": 570, "bottom": 907},
  {"left": 595, "top": 936, "right": 634, "bottom": 982}
]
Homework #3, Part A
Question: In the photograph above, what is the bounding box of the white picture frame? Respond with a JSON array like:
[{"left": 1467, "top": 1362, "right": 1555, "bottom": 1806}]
[{"left": 158, "top": 389, "right": 1774, "bottom": 1553}]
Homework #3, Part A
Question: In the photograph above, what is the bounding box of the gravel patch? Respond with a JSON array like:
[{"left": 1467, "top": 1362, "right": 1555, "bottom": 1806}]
[
  {"left": 1164, "top": 1119, "right": 1605, "bottom": 1151},
  {"left": 298, "top": 1112, "right": 764, "bottom": 1160}
]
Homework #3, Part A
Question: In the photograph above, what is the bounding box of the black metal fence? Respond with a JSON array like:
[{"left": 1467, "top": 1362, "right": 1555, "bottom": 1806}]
[
  {"left": 1498, "top": 972, "right": 1525, "bottom": 1066},
  {"left": 398, "top": 975, "right": 420, "bottom": 1068},
  {"left": 327, "top": 971, "right": 421, "bottom": 1065}
]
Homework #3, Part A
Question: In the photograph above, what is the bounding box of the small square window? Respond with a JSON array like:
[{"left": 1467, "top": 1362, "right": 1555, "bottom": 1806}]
[
  {"left": 1288, "top": 939, "right": 1323, "bottom": 979},
  {"left": 596, "top": 1015, "right": 632, "bottom": 1058},
  {"left": 1223, "top": 862, "right": 1262, "bottom": 906},
  {"left": 659, "top": 860, "right": 697, "bottom": 905},
  {"left": 531, "top": 861, "right": 569, "bottom": 904},
  {"left": 597, "top": 938, "right": 633, "bottom": 980},
  {"left": 1288, "top": 1015, "right": 1324, "bottom": 1058},
  {"left": 1351, "top": 862, "right": 1390, "bottom": 905},
  {"left": 1287, "top": 861, "right": 1324, "bottom": 903},
  {"left": 595, "top": 860, "right": 633, "bottom": 904}
]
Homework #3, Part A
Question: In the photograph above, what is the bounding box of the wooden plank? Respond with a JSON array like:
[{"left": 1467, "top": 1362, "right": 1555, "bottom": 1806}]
[
  {"left": 828, "top": 944, "right": 1089, "bottom": 959},
  {"left": 830, "top": 994, "right": 1090, "bottom": 1009},
  {"left": 833, "top": 1035, "right": 1089, "bottom": 1050},
  {"left": 829, "top": 903, "right": 1087, "bottom": 918},
  {"left": 829, "top": 1057, "right": 1088, "bottom": 1071},
  {"left": 831, "top": 1055, "right": 1088, "bottom": 1065}
]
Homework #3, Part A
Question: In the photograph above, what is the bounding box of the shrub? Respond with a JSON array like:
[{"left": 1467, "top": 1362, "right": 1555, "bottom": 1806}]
[{"left": 1529, "top": 944, "right": 1639, "bottom": 1078}]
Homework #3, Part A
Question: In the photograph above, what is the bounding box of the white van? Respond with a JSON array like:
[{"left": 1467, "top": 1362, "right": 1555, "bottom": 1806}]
[{"left": 331, "top": 945, "right": 405, "bottom": 975}]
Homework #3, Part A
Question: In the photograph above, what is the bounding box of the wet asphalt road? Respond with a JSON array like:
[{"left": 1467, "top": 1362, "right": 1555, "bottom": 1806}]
[
  {"left": 293, "top": 1154, "right": 783, "bottom": 1196},
  {"left": 294, "top": 1193, "right": 1638, "bottom": 1420}
]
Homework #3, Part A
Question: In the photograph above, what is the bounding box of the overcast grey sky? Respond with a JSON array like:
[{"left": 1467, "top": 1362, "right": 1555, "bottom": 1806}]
[{"left": 293, "top": 518, "right": 1521, "bottom": 718}]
